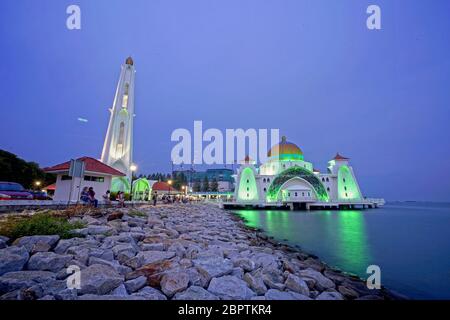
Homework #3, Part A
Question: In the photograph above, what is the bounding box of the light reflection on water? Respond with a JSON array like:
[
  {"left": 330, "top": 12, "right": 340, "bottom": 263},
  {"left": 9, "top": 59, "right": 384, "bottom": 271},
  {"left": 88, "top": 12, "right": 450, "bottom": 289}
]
[{"left": 233, "top": 204, "right": 450, "bottom": 299}]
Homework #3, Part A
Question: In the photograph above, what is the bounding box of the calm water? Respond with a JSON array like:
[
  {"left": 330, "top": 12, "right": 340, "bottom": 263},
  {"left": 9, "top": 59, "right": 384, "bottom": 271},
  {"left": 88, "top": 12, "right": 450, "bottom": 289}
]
[{"left": 233, "top": 202, "right": 450, "bottom": 299}]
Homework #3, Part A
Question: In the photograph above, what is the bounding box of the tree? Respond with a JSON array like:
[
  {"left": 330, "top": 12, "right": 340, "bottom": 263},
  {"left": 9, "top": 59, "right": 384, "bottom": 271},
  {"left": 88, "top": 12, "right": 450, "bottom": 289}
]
[
  {"left": 201, "top": 176, "right": 210, "bottom": 192},
  {"left": 210, "top": 178, "right": 219, "bottom": 192},
  {"left": 0, "top": 149, "right": 55, "bottom": 189}
]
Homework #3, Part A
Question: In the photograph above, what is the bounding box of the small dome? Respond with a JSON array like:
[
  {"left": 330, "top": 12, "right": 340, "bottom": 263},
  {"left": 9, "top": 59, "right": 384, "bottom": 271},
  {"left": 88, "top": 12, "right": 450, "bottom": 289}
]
[
  {"left": 268, "top": 136, "right": 304, "bottom": 161},
  {"left": 125, "top": 56, "right": 134, "bottom": 66}
]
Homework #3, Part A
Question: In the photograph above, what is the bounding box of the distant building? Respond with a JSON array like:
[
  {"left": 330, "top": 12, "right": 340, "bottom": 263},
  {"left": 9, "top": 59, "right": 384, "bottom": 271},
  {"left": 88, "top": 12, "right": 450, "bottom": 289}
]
[
  {"left": 44, "top": 157, "right": 125, "bottom": 202},
  {"left": 173, "top": 168, "right": 235, "bottom": 192}
]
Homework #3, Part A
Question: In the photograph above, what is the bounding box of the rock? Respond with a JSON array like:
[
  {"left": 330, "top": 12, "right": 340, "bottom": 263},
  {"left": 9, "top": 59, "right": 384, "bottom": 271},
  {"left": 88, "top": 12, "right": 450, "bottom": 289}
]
[
  {"left": 107, "top": 212, "right": 124, "bottom": 221},
  {"left": 112, "top": 244, "right": 137, "bottom": 264},
  {"left": 132, "top": 286, "right": 167, "bottom": 300},
  {"left": 179, "top": 258, "right": 193, "bottom": 268},
  {"left": 79, "top": 264, "right": 123, "bottom": 295},
  {"left": 0, "top": 271, "right": 56, "bottom": 295},
  {"left": 265, "top": 289, "right": 312, "bottom": 300},
  {"left": 299, "top": 268, "right": 335, "bottom": 291},
  {"left": 233, "top": 258, "right": 256, "bottom": 272},
  {"left": 160, "top": 272, "right": 189, "bottom": 297},
  {"left": 0, "top": 239, "right": 7, "bottom": 249},
  {"left": 86, "top": 226, "right": 114, "bottom": 235},
  {"left": 124, "top": 276, "right": 147, "bottom": 293},
  {"left": 0, "top": 246, "right": 29, "bottom": 276},
  {"left": 173, "top": 286, "right": 219, "bottom": 300},
  {"left": 260, "top": 268, "right": 285, "bottom": 291},
  {"left": 207, "top": 275, "right": 256, "bottom": 300},
  {"left": 167, "top": 242, "right": 186, "bottom": 258},
  {"left": 135, "top": 250, "right": 175, "bottom": 265},
  {"left": 193, "top": 257, "right": 234, "bottom": 282},
  {"left": 54, "top": 238, "right": 82, "bottom": 254},
  {"left": 27, "top": 252, "right": 72, "bottom": 272},
  {"left": 13, "top": 236, "right": 60, "bottom": 253},
  {"left": 111, "top": 284, "right": 128, "bottom": 296},
  {"left": 284, "top": 273, "right": 310, "bottom": 296},
  {"left": 243, "top": 273, "right": 267, "bottom": 295},
  {"left": 338, "top": 285, "right": 359, "bottom": 299},
  {"left": 127, "top": 260, "right": 174, "bottom": 287},
  {"left": 186, "top": 268, "right": 209, "bottom": 288},
  {"left": 251, "top": 253, "right": 279, "bottom": 269},
  {"left": 316, "top": 291, "right": 344, "bottom": 300},
  {"left": 89, "top": 248, "right": 114, "bottom": 261},
  {"left": 140, "top": 243, "right": 164, "bottom": 251},
  {"left": 231, "top": 267, "right": 244, "bottom": 279}
]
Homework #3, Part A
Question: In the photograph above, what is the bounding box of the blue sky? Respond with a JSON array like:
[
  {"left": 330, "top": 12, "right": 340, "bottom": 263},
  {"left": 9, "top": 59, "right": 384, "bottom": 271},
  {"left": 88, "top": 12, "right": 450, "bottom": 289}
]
[{"left": 1, "top": 0, "right": 449, "bottom": 201}]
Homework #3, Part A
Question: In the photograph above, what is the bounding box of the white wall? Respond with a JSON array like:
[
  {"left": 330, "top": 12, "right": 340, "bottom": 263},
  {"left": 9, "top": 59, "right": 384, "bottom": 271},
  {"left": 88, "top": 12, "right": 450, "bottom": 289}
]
[{"left": 53, "top": 174, "right": 112, "bottom": 202}]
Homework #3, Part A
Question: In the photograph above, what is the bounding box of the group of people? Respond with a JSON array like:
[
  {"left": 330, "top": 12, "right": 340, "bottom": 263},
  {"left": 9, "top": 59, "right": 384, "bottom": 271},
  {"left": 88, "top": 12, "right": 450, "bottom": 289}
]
[{"left": 80, "top": 187, "right": 194, "bottom": 208}]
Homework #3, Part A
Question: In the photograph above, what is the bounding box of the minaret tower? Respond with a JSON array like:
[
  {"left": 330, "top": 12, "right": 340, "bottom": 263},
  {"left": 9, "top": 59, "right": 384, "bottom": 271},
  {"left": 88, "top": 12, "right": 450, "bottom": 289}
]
[{"left": 101, "top": 57, "right": 136, "bottom": 192}]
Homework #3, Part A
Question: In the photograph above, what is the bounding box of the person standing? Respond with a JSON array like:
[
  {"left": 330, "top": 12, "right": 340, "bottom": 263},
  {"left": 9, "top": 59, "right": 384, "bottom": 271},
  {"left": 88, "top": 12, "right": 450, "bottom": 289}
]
[
  {"left": 88, "top": 187, "right": 98, "bottom": 208},
  {"left": 152, "top": 191, "right": 157, "bottom": 206}
]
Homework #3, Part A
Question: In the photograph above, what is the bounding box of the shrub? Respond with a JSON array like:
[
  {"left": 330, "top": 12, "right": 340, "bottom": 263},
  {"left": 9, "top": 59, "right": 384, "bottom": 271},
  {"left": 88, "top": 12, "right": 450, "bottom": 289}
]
[
  {"left": 128, "top": 209, "right": 147, "bottom": 218},
  {"left": 0, "top": 212, "right": 86, "bottom": 240}
]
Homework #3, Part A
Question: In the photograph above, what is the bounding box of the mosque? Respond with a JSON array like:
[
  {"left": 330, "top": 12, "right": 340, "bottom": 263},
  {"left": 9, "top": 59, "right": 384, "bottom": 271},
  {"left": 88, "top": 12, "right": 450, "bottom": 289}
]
[{"left": 231, "top": 136, "right": 382, "bottom": 210}]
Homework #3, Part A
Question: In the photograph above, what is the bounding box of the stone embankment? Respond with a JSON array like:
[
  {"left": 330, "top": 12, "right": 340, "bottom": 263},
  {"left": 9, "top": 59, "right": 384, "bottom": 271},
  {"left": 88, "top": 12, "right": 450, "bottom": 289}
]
[{"left": 0, "top": 203, "right": 398, "bottom": 300}]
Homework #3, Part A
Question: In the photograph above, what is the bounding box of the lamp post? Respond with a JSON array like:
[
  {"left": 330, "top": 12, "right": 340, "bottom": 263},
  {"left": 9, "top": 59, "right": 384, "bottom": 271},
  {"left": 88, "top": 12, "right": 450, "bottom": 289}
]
[
  {"left": 168, "top": 179, "right": 172, "bottom": 197},
  {"left": 130, "top": 164, "right": 137, "bottom": 203},
  {"left": 34, "top": 181, "right": 41, "bottom": 191}
]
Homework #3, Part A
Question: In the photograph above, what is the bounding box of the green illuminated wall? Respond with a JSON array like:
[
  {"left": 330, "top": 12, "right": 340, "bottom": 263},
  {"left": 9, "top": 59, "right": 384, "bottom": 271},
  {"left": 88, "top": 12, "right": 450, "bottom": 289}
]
[
  {"left": 237, "top": 167, "right": 259, "bottom": 201},
  {"left": 111, "top": 176, "right": 131, "bottom": 193},
  {"left": 266, "top": 166, "right": 329, "bottom": 202},
  {"left": 338, "top": 165, "right": 361, "bottom": 201},
  {"left": 132, "top": 178, "right": 152, "bottom": 200}
]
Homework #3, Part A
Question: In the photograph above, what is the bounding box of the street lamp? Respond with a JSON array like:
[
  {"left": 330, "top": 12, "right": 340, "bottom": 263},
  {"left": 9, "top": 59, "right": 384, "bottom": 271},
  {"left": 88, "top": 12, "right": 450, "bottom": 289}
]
[
  {"left": 130, "top": 164, "right": 137, "bottom": 203},
  {"left": 35, "top": 181, "right": 41, "bottom": 191},
  {"left": 168, "top": 179, "right": 172, "bottom": 197}
]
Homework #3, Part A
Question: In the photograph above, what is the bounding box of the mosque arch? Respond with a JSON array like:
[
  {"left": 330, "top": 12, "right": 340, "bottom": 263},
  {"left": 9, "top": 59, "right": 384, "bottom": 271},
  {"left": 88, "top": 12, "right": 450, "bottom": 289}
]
[
  {"left": 266, "top": 166, "right": 329, "bottom": 202},
  {"left": 132, "top": 178, "right": 152, "bottom": 200}
]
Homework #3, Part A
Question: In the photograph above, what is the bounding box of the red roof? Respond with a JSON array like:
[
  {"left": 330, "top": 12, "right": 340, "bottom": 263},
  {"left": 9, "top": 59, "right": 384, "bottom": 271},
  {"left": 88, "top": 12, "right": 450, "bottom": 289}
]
[
  {"left": 152, "top": 181, "right": 176, "bottom": 192},
  {"left": 43, "top": 183, "right": 56, "bottom": 191},
  {"left": 43, "top": 157, "right": 125, "bottom": 176},
  {"left": 313, "top": 168, "right": 320, "bottom": 173},
  {"left": 333, "top": 153, "right": 349, "bottom": 161}
]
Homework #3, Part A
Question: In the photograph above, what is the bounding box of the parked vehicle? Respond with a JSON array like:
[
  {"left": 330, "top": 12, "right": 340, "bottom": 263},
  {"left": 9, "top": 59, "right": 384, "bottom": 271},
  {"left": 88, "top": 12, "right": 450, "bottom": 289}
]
[
  {"left": 0, "top": 182, "right": 33, "bottom": 200},
  {"left": 29, "top": 191, "right": 52, "bottom": 200}
]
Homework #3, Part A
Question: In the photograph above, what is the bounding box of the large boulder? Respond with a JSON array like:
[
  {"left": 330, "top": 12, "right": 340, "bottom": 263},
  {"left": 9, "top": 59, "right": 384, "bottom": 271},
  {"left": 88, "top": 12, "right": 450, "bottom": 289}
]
[
  {"left": 131, "top": 286, "right": 167, "bottom": 300},
  {"left": 173, "top": 286, "right": 219, "bottom": 300},
  {"left": 193, "top": 257, "right": 234, "bottom": 282},
  {"left": 284, "top": 273, "right": 310, "bottom": 296},
  {"left": 0, "top": 246, "right": 29, "bottom": 276},
  {"left": 299, "top": 268, "right": 335, "bottom": 291},
  {"left": 0, "top": 271, "right": 56, "bottom": 295},
  {"left": 79, "top": 264, "right": 123, "bottom": 295},
  {"left": 135, "top": 250, "right": 175, "bottom": 265},
  {"left": 13, "top": 236, "right": 60, "bottom": 253},
  {"left": 243, "top": 273, "right": 267, "bottom": 295},
  {"left": 27, "top": 252, "right": 72, "bottom": 272},
  {"left": 124, "top": 276, "right": 147, "bottom": 293},
  {"left": 265, "top": 289, "right": 312, "bottom": 300},
  {"left": 160, "top": 272, "right": 189, "bottom": 297},
  {"left": 315, "top": 291, "right": 344, "bottom": 300},
  {"left": 207, "top": 275, "right": 256, "bottom": 300}
]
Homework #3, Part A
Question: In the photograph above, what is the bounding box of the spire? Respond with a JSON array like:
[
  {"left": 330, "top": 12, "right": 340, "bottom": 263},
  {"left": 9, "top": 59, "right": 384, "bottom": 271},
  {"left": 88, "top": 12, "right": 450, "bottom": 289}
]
[{"left": 125, "top": 56, "right": 134, "bottom": 66}]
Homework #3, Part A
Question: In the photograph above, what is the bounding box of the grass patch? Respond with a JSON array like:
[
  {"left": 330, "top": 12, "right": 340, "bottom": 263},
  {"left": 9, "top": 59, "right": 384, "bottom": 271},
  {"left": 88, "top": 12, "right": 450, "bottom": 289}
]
[
  {"left": 128, "top": 209, "right": 147, "bottom": 218},
  {"left": 0, "top": 212, "right": 86, "bottom": 241}
]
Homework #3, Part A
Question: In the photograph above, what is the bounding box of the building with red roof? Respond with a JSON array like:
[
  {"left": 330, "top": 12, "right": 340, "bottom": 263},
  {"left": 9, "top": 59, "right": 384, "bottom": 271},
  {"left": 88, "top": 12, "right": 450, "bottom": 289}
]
[{"left": 44, "top": 157, "right": 125, "bottom": 202}]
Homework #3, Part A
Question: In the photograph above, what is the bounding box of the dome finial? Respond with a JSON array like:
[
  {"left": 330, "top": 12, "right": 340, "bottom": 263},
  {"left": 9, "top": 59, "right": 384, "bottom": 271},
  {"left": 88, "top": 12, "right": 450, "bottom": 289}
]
[
  {"left": 281, "top": 136, "right": 287, "bottom": 142},
  {"left": 125, "top": 56, "right": 134, "bottom": 66}
]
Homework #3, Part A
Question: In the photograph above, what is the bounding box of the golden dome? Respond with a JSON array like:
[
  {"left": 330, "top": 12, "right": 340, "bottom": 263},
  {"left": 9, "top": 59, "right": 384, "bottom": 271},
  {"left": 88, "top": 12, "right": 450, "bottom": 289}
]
[{"left": 267, "top": 136, "right": 304, "bottom": 161}]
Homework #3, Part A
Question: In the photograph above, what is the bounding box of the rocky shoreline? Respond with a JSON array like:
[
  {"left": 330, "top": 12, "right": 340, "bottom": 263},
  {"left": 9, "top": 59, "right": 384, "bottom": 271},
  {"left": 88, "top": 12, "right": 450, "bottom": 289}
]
[{"left": 0, "top": 203, "right": 400, "bottom": 300}]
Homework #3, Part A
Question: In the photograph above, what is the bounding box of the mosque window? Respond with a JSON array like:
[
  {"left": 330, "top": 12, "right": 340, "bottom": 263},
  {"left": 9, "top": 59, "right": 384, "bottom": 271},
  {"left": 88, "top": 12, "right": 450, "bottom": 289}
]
[
  {"left": 327, "top": 187, "right": 330, "bottom": 192},
  {"left": 247, "top": 193, "right": 249, "bottom": 198},
  {"left": 343, "top": 178, "right": 346, "bottom": 183},
  {"left": 267, "top": 178, "right": 270, "bottom": 183},
  {"left": 263, "top": 188, "right": 266, "bottom": 192},
  {"left": 122, "top": 83, "right": 129, "bottom": 108},
  {"left": 308, "top": 192, "right": 311, "bottom": 197},
  {"left": 326, "top": 178, "right": 329, "bottom": 182},
  {"left": 345, "top": 193, "right": 348, "bottom": 197},
  {"left": 322, "top": 178, "right": 325, "bottom": 182},
  {"left": 263, "top": 178, "right": 266, "bottom": 183},
  {"left": 344, "top": 186, "right": 347, "bottom": 191},
  {"left": 302, "top": 192, "right": 304, "bottom": 196},
  {"left": 246, "top": 187, "right": 249, "bottom": 191},
  {"left": 247, "top": 179, "right": 249, "bottom": 183},
  {"left": 295, "top": 192, "right": 298, "bottom": 197}
]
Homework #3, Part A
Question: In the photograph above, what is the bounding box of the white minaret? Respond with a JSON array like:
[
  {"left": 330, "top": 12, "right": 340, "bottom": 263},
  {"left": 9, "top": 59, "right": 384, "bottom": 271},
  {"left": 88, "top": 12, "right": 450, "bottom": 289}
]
[{"left": 101, "top": 57, "right": 136, "bottom": 191}]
